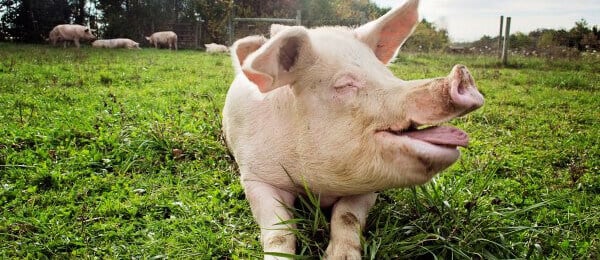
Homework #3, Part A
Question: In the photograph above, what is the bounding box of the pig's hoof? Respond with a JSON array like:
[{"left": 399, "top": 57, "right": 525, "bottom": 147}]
[{"left": 325, "top": 243, "right": 361, "bottom": 260}]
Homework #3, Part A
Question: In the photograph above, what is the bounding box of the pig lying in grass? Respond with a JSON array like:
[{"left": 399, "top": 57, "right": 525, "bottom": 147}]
[
  {"left": 145, "top": 31, "right": 178, "bottom": 50},
  {"left": 222, "top": 0, "right": 484, "bottom": 258},
  {"left": 92, "top": 38, "right": 141, "bottom": 49},
  {"left": 48, "top": 24, "right": 96, "bottom": 48},
  {"left": 204, "top": 43, "right": 229, "bottom": 53}
]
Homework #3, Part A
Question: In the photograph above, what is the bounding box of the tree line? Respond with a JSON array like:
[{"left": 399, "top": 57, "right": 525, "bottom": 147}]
[
  {"left": 0, "top": 0, "right": 392, "bottom": 45},
  {"left": 467, "top": 19, "right": 599, "bottom": 57},
  {"left": 3, "top": 0, "right": 594, "bottom": 56}
]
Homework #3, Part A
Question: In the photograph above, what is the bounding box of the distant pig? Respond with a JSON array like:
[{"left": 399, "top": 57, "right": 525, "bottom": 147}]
[
  {"left": 145, "top": 31, "right": 178, "bottom": 50},
  {"left": 92, "top": 38, "right": 141, "bottom": 49},
  {"left": 204, "top": 43, "right": 229, "bottom": 53},
  {"left": 48, "top": 24, "right": 96, "bottom": 48},
  {"left": 222, "top": 0, "right": 484, "bottom": 258}
]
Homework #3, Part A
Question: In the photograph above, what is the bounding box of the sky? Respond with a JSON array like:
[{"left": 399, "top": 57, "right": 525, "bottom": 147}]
[{"left": 371, "top": 0, "right": 600, "bottom": 42}]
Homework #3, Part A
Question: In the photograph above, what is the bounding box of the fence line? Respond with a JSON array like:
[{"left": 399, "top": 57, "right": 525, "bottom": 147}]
[{"left": 228, "top": 10, "right": 301, "bottom": 45}]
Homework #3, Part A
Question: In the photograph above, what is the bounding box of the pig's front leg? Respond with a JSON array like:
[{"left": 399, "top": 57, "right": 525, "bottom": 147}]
[
  {"left": 244, "top": 180, "right": 297, "bottom": 259},
  {"left": 325, "top": 193, "right": 377, "bottom": 259}
]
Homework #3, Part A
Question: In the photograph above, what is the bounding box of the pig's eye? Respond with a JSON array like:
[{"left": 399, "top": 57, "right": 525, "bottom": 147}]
[
  {"left": 334, "top": 83, "right": 355, "bottom": 90},
  {"left": 332, "top": 82, "right": 359, "bottom": 99},
  {"left": 331, "top": 74, "right": 363, "bottom": 98},
  {"left": 334, "top": 83, "right": 358, "bottom": 93}
]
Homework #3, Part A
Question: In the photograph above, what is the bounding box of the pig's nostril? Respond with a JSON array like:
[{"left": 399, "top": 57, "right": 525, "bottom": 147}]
[
  {"left": 457, "top": 80, "right": 466, "bottom": 95},
  {"left": 453, "top": 67, "right": 475, "bottom": 96},
  {"left": 448, "top": 65, "right": 484, "bottom": 112}
]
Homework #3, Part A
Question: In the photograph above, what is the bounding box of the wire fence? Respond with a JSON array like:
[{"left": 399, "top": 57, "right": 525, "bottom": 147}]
[{"left": 228, "top": 11, "right": 369, "bottom": 45}]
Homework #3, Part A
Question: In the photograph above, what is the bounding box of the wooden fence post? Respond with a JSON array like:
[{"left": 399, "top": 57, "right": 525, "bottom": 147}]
[
  {"left": 296, "top": 10, "right": 302, "bottom": 25},
  {"left": 498, "top": 15, "right": 504, "bottom": 57},
  {"left": 196, "top": 18, "right": 204, "bottom": 49},
  {"left": 501, "top": 17, "right": 511, "bottom": 65},
  {"left": 228, "top": 1, "right": 235, "bottom": 46}
]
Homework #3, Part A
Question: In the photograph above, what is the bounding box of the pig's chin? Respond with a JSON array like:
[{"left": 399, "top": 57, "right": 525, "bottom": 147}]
[{"left": 375, "top": 125, "right": 468, "bottom": 174}]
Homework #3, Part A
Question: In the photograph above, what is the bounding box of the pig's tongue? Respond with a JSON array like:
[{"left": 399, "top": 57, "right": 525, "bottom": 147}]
[{"left": 403, "top": 126, "right": 469, "bottom": 147}]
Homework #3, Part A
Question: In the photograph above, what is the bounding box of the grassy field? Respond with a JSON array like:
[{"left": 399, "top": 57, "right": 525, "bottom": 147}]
[{"left": 0, "top": 42, "right": 598, "bottom": 259}]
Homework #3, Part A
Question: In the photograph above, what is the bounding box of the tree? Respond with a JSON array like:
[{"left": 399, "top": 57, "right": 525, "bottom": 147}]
[
  {"left": 581, "top": 31, "right": 599, "bottom": 50},
  {"left": 231, "top": 0, "right": 387, "bottom": 43},
  {"left": 0, "top": 0, "right": 17, "bottom": 40},
  {"left": 3, "top": 0, "right": 72, "bottom": 42},
  {"left": 569, "top": 19, "right": 591, "bottom": 50},
  {"left": 0, "top": 0, "right": 396, "bottom": 46},
  {"left": 195, "top": 0, "right": 232, "bottom": 43},
  {"left": 0, "top": 0, "right": 90, "bottom": 43},
  {"left": 510, "top": 31, "right": 534, "bottom": 50},
  {"left": 402, "top": 19, "right": 449, "bottom": 52},
  {"left": 470, "top": 35, "right": 498, "bottom": 50},
  {"left": 536, "top": 30, "right": 556, "bottom": 49},
  {"left": 71, "top": 0, "right": 86, "bottom": 24},
  {"left": 301, "top": 0, "right": 336, "bottom": 27},
  {"left": 232, "top": 0, "right": 295, "bottom": 42},
  {"left": 235, "top": 0, "right": 296, "bottom": 18},
  {"left": 94, "top": 0, "right": 202, "bottom": 43},
  {"left": 299, "top": 0, "right": 387, "bottom": 27}
]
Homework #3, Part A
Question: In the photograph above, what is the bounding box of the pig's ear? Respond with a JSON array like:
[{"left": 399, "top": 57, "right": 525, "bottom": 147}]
[
  {"left": 355, "top": 0, "right": 419, "bottom": 64},
  {"left": 242, "top": 27, "right": 313, "bottom": 93},
  {"left": 231, "top": 35, "right": 267, "bottom": 72}
]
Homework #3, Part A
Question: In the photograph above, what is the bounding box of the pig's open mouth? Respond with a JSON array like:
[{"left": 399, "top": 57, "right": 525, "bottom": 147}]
[
  {"left": 374, "top": 124, "right": 468, "bottom": 174},
  {"left": 384, "top": 124, "right": 469, "bottom": 148}
]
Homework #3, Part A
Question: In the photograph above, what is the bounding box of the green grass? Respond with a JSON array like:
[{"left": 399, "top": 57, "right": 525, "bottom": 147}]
[{"left": 1, "top": 43, "right": 599, "bottom": 259}]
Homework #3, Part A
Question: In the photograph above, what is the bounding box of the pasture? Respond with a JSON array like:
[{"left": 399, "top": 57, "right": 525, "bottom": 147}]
[{"left": 0, "top": 43, "right": 598, "bottom": 258}]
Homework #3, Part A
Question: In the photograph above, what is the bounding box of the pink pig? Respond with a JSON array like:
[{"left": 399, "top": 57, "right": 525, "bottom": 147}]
[
  {"left": 222, "top": 0, "right": 484, "bottom": 258},
  {"left": 145, "top": 31, "right": 178, "bottom": 50},
  {"left": 48, "top": 24, "right": 96, "bottom": 48},
  {"left": 204, "top": 43, "right": 229, "bottom": 53},
  {"left": 92, "top": 38, "right": 141, "bottom": 49}
]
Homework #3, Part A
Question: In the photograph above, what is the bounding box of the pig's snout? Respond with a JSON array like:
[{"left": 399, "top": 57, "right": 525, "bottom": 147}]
[{"left": 449, "top": 65, "right": 484, "bottom": 115}]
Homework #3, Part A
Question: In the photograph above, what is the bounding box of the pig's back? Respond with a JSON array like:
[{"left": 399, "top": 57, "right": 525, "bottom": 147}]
[
  {"left": 55, "top": 24, "right": 86, "bottom": 40},
  {"left": 152, "top": 31, "right": 176, "bottom": 40},
  {"left": 92, "top": 39, "right": 109, "bottom": 47}
]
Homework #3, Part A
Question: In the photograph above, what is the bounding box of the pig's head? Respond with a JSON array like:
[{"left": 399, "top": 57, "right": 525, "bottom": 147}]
[
  {"left": 82, "top": 28, "right": 96, "bottom": 41},
  {"left": 233, "top": 0, "right": 483, "bottom": 193}
]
